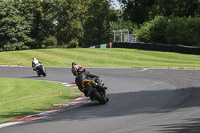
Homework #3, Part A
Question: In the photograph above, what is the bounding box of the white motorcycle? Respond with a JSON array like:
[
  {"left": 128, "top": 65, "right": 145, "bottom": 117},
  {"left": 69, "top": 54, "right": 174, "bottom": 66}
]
[{"left": 35, "top": 62, "right": 46, "bottom": 77}]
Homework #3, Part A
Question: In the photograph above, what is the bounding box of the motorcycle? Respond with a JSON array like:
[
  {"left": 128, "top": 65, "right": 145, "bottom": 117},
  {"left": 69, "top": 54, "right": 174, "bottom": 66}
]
[
  {"left": 82, "top": 78, "right": 108, "bottom": 104},
  {"left": 35, "top": 63, "right": 46, "bottom": 77}
]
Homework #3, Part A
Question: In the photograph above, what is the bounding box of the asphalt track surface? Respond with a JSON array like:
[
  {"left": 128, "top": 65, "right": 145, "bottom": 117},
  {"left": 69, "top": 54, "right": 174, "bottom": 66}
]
[{"left": 1, "top": 67, "right": 200, "bottom": 133}]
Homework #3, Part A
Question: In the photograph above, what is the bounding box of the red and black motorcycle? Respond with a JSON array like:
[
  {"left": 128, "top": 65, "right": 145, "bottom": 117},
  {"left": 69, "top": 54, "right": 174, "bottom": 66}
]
[{"left": 82, "top": 78, "right": 108, "bottom": 104}]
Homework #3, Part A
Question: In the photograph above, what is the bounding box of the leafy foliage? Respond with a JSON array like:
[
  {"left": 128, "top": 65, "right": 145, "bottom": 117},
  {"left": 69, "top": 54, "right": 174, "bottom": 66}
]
[
  {"left": 0, "top": 0, "right": 117, "bottom": 50},
  {"left": 0, "top": 0, "right": 33, "bottom": 50},
  {"left": 119, "top": 0, "right": 200, "bottom": 24},
  {"left": 118, "top": 0, "right": 200, "bottom": 46},
  {"left": 42, "top": 36, "right": 57, "bottom": 48},
  {"left": 136, "top": 16, "right": 200, "bottom": 46},
  {"left": 110, "top": 20, "right": 137, "bottom": 34},
  {"left": 55, "top": 0, "right": 88, "bottom": 47},
  {"left": 0, "top": 0, "right": 200, "bottom": 51},
  {"left": 81, "top": 0, "right": 118, "bottom": 47}
]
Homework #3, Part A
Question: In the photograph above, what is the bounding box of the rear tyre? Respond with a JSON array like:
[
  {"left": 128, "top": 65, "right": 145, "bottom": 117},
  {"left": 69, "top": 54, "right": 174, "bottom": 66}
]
[
  {"left": 106, "top": 98, "right": 109, "bottom": 102},
  {"left": 92, "top": 90, "right": 106, "bottom": 104},
  {"left": 42, "top": 72, "right": 46, "bottom": 77},
  {"left": 42, "top": 69, "right": 46, "bottom": 77},
  {"left": 37, "top": 72, "right": 40, "bottom": 77}
]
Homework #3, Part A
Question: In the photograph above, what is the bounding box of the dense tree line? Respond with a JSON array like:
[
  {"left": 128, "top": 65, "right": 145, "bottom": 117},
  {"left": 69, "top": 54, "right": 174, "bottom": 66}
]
[
  {"left": 0, "top": 0, "right": 117, "bottom": 50},
  {"left": 120, "top": 0, "right": 200, "bottom": 24},
  {"left": 0, "top": 0, "right": 200, "bottom": 51},
  {"left": 117, "top": 0, "right": 200, "bottom": 46}
]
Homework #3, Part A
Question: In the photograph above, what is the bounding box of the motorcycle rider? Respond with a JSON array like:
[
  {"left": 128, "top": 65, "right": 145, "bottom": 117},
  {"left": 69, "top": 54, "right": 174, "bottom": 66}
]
[
  {"left": 71, "top": 62, "right": 87, "bottom": 76},
  {"left": 32, "top": 57, "right": 41, "bottom": 71},
  {"left": 71, "top": 62, "right": 107, "bottom": 97}
]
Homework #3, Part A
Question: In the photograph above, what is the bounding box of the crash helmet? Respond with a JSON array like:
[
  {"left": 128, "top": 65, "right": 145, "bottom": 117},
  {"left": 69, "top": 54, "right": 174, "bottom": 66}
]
[
  {"left": 33, "top": 57, "right": 36, "bottom": 60},
  {"left": 72, "top": 65, "right": 80, "bottom": 76},
  {"left": 77, "top": 67, "right": 84, "bottom": 75},
  {"left": 72, "top": 62, "right": 77, "bottom": 67}
]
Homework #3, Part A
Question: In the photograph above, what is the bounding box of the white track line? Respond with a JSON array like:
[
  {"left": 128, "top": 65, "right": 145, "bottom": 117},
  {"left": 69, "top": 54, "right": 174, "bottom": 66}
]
[
  {"left": 141, "top": 68, "right": 148, "bottom": 72},
  {"left": 0, "top": 122, "right": 23, "bottom": 128}
]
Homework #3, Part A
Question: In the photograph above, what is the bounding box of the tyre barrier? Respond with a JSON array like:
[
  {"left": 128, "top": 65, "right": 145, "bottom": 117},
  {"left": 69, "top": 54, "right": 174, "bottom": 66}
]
[
  {"left": 90, "top": 42, "right": 112, "bottom": 48},
  {"left": 111, "top": 42, "right": 200, "bottom": 55},
  {"left": 90, "top": 42, "right": 200, "bottom": 55}
]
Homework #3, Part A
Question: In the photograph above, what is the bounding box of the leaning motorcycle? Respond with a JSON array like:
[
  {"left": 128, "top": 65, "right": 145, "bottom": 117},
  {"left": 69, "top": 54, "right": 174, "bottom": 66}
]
[
  {"left": 36, "top": 63, "right": 46, "bottom": 77},
  {"left": 82, "top": 78, "right": 108, "bottom": 104}
]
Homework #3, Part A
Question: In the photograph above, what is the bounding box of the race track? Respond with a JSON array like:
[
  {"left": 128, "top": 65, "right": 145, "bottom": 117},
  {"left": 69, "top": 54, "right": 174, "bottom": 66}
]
[{"left": 1, "top": 67, "right": 200, "bottom": 133}]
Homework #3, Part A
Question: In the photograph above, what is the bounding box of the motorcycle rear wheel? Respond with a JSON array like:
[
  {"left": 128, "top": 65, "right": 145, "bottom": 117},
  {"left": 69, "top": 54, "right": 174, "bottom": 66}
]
[
  {"left": 91, "top": 90, "right": 106, "bottom": 104},
  {"left": 42, "top": 71, "right": 46, "bottom": 77}
]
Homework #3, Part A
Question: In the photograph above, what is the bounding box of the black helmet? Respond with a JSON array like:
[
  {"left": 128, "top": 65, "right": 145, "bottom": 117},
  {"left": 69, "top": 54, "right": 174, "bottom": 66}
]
[
  {"left": 72, "top": 65, "right": 78, "bottom": 76},
  {"left": 72, "top": 62, "right": 77, "bottom": 67},
  {"left": 77, "top": 67, "right": 84, "bottom": 74}
]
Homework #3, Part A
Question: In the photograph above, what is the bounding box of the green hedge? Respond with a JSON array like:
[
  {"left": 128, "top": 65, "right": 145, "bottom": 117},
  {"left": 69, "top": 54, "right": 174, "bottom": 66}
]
[{"left": 136, "top": 16, "right": 200, "bottom": 46}]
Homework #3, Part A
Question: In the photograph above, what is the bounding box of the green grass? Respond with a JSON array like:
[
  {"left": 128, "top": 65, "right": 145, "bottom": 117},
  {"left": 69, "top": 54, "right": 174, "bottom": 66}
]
[
  {"left": 0, "top": 77, "right": 81, "bottom": 123},
  {"left": 0, "top": 48, "right": 200, "bottom": 69},
  {"left": 0, "top": 48, "right": 200, "bottom": 123}
]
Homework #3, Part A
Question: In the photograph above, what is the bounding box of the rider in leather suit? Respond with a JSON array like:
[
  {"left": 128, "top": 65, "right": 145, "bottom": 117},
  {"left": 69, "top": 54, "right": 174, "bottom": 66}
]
[
  {"left": 32, "top": 57, "right": 41, "bottom": 71},
  {"left": 71, "top": 62, "right": 106, "bottom": 97}
]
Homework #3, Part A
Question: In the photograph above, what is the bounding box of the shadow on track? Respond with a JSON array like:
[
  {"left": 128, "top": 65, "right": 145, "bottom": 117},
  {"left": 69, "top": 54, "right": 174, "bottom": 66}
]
[
  {"left": 21, "top": 76, "right": 39, "bottom": 78},
  {"left": 18, "top": 86, "right": 200, "bottom": 125}
]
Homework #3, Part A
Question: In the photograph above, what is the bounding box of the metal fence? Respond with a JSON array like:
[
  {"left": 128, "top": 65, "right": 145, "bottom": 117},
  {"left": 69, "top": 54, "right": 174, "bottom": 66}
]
[{"left": 113, "top": 29, "right": 136, "bottom": 43}]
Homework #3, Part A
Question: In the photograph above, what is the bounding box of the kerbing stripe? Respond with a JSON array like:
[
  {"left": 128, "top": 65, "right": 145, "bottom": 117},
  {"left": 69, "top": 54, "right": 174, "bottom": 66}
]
[
  {"left": 0, "top": 83, "right": 89, "bottom": 129},
  {"left": 13, "top": 115, "right": 45, "bottom": 122}
]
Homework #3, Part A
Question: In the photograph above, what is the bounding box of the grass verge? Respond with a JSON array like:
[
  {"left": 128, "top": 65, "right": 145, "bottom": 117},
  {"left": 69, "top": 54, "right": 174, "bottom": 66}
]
[
  {"left": 0, "top": 77, "right": 81, "bottom": 123},
  {"left": 0, "top": 48, "right": 200, "bottom": 69}
]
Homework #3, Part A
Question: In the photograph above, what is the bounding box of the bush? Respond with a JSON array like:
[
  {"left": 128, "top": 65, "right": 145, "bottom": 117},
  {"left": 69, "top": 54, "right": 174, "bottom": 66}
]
[
  {"left": 137, "top": 16, "right": 200, "bottom": 46},
  {"left": 64, "top": 38, "right": 79, "bottom": 48},
  {"left": 3, "top": 42, "right": 29, "bottom": 51},
  {"left": 42, "top": 36, "right": 58, "bottom": 48}
]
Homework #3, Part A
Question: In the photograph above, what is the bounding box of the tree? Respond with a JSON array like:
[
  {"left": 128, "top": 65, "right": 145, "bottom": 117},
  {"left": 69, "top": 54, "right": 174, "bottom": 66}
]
[
  {"left": 13, "top": 0, "right": 44, "bottom": 48},
  {"left": 40, "top": 0, "right": 58, "bottom": 48},
  {"left": 120, "top": 0, "right": 155, "bottom": 24},
  {"left": 151, "top": 0, "right": 200, "bottom": 17},
  {"left": 120, "top": 0, "right": 200, "bottom": 24},
  {"left": 54, "top": 0, "right": 89, "bottom": 47},
  {"left": 10, "top": 0, "right": 58, "bottom": 48},
  {"left": 82, "top": 0, "right": 118, "bottom": 47},
  {"left": 0, "top": 0, "right": 33, "bottom": 50}
]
